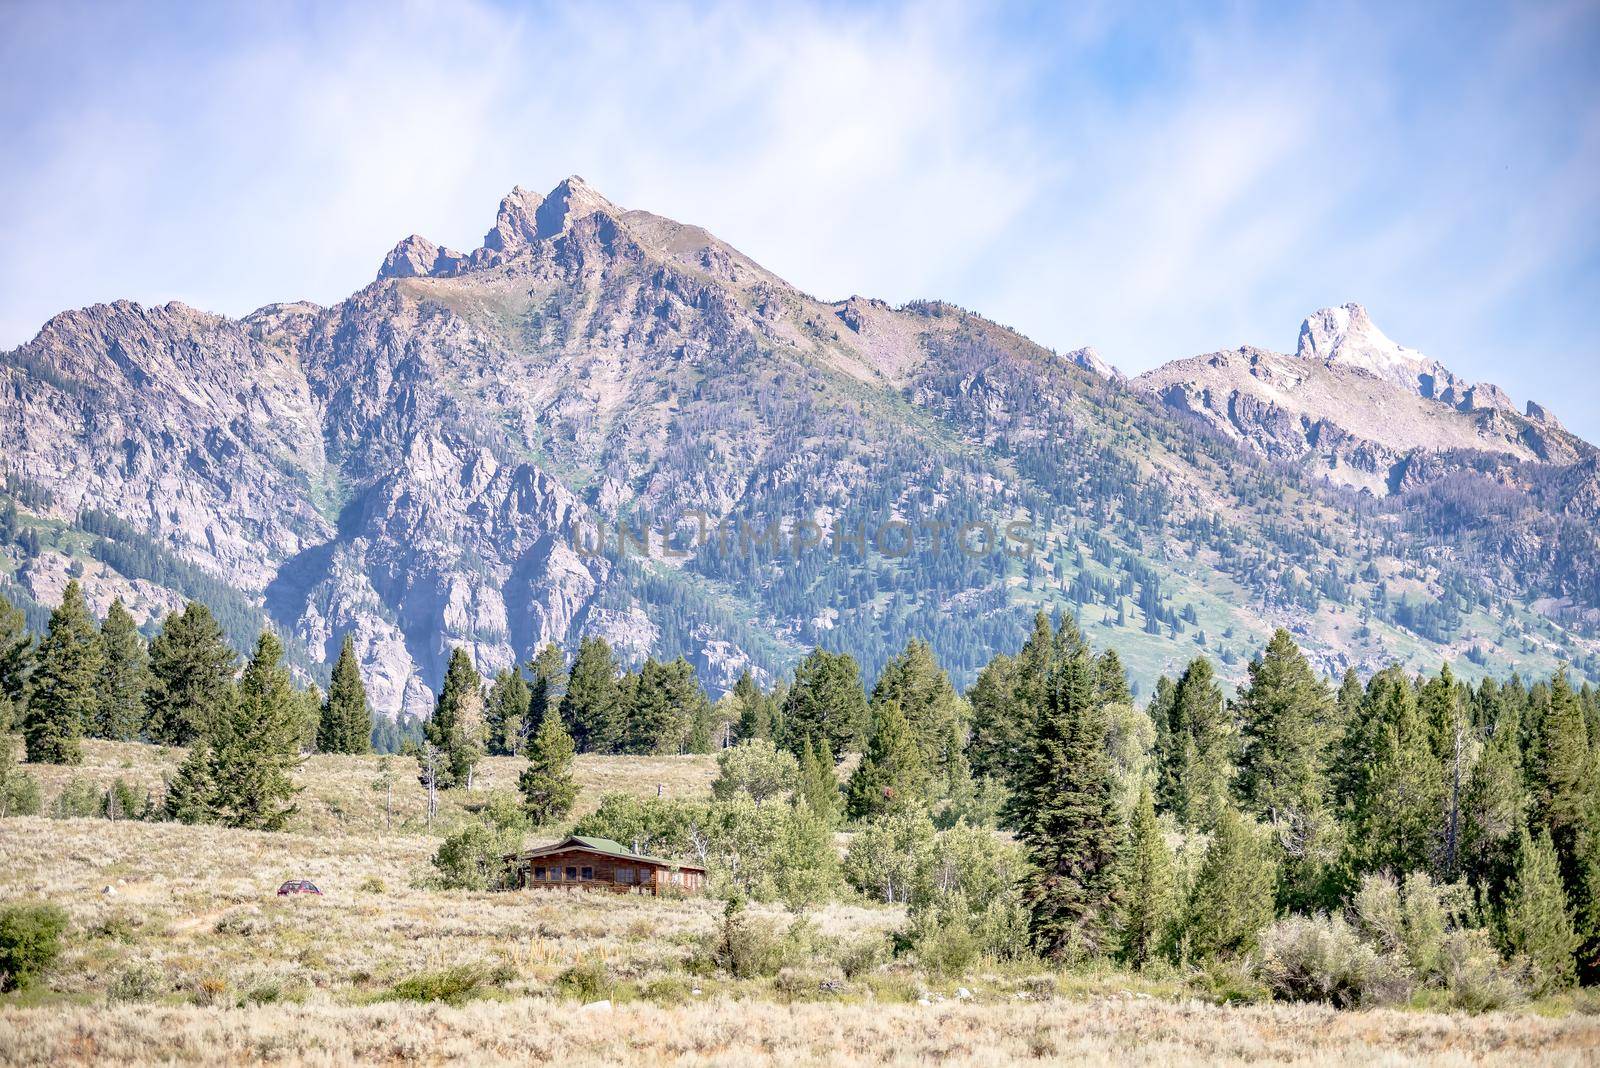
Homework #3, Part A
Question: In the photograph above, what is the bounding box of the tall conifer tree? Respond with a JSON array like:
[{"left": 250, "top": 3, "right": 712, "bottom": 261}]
[
  {"left": 23, "top": 580, "right": 100, "bottom": 765},
  {"left": 94, "top": 598, "right": 148, "bottom": 741},
  {"left": 519, "top": 706, "right": 578, "bottom": 824},
  {"left": 560, "top": 636, "right": 623, "bottom": 753},
  {"left": 145, "top": 602, "right": 237, "bottom": 745},
  {"left": 1005, "top": 650, "right": 1121, "bottom": 961},
  {"left": 845, "top": 700, "right": 928, "bottom": 821},
  {"left": 319, "top": 635, "right": 371, "bottom": 754},
  {"left": 1120, "top": 782, "right": 1174, "bottom": 968}
]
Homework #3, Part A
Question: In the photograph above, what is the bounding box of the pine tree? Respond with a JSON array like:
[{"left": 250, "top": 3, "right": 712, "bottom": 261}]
[
  {"left": 1120, "top": 782, "right": 1174, "bottom": 968},
  {"left": 1182, "top": 806, "right": 1277, "bottom": 960},
  {"left": 0, "top": 591, "right": 31, "bottom": 709},
  {"left": 731, "top": 669, "right": 775, "bottom": 743},
  {"left": 1095, "top": 649, "right": 1132, "bottom": 707},
  {"left": 966, "top": 651, "right": 1020, "bottom": 782},
  {"left": 426, "top": 648, "right": 487, "bottom": 788},
  {"left": 210, "top": 632, "right": 302, "bottom": 830},
  {"left": 1418, "top": 665, "right": 1469, "bottom": 878},
  {"left": 796, "top": 736, "right": 842, "bottom": 826},
  {"left": 519, "top": 706, "right": 578, "bottom": 825},
  {"left": 560, "top": 637, "right": 623, "bottom": 753},
  {"left": 1459, "top": 711, "right": 1525, "bottom": 903},
  {"left": 1162, "top": 657, "right": 1232, "bottom": 830},
  {"left": 163, "top": 740, "right": 219, "bottom": 824},
  {"left": 318, "top": 636, "right": 371, "bottom": 754},
  {"left": 145, "top": 602, "right": 237, "bottom": 745},
  {"left": 1005, "top": 650, "right": 1121, "bottom": 962},
  {"left": 23, "top": 580, "right": 100, "bottom": 765},
  {"left": 870, "top": 639, "right": 966, "bottom": 777},
  {"left": 485, "top": 667, "right": 531, "bottom": 756},
  {"left": 1233, "top": 630, "right": 1336, "bottom": 907},
  {"left": 93, "top": 598, "right": 148, "bottom": 741},
  {"left": 845, "top": 700, "right": 929, "bottom": 821},
  {"left": 1342, "top": 669, "right": 1445, "bottom": 880},
  {"left": 624, "top": 657, "right": 704, "bottom": 754},
  {"left": 780, "top": 648, "right": 868, "bottom": 759},
  {"left": 1528, "top": 673, "right": 1590, "bottom": 868},
  {"left": 1504, "top": 829, "right": 1579, "bottom": 992}
]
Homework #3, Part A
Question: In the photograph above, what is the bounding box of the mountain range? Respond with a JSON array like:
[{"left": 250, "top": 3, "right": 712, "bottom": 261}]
[{"left": 3, "top": 176, "right": 1597, "bottom": 716}]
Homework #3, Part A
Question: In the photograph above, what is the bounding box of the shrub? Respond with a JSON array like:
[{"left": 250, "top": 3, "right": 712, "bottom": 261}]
[
  {"left": 640, "top": 975, "right": 692, "bottom": 1004},
  {"left": 1439, "top": 928, "right": 1526, "bottom": 1012},
  {"left": 1255, "top": 914, "right": 1410, "bottom": 1008},
  {"left": 107, "top": 962, "right": 165, "bottom": 1003},
  {"left": 0, "top": 743, "right": 41, "bottom": 816},
  {"left": 385, "top": 964, "right": 504, "bottom": 1006},
  {"left": 102, "top": 778, "right": 144, "bottom": 821},
  {"left": 555, "top": 961, "right": 612, "bottom": 1002},
  {"left": 358, "top": 876, "right": 386, "bottom": 894},
  {"left": 833, "top": 932, "right": 892, "bottom": 979},
  {"left": 0, "top": 902, "right": 68, "bottom": 991},
  {"left": 50, "top": 777, "right": 102, "bottom": 819},
  {"left": 430, "top": 820, "right": 520, "bottom": 890},
  {"left": 705, "top": 897, "right": 785, "bottom": 979}
]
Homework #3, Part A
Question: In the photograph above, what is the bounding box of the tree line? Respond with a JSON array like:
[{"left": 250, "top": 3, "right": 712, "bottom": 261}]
[{"left": 0, "top": 582, "right": 372, "bottom": 829}]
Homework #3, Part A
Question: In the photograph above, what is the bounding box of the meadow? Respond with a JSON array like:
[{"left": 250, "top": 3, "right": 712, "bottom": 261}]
[{"left": 1, "top": 742, "right": 1598, "bottom": 1065}]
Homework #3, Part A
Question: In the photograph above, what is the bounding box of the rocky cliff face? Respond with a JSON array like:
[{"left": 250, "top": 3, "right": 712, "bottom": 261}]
[{"left": 3, "top": 178, "right": 1597, "bottom": 712}]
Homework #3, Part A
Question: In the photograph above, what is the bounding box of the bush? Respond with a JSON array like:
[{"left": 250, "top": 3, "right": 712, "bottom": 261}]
[
  {"left": 358, "top": 876, "right": 386, "bottom": 894},
  {"left": 0, "top": 765, "right": 41, "bottom": 817},
  {"left": 1438, "top": 928, "right": 1526, "bottom": 1012},
  {"left": 430, "top": 820, "right": 520, "bottom": 890},
  {"left": 833, "top": 932, "right": 892, "bottom": 979},
  {"left": 1256, "top": 914, "right": 1410, "bottom": 1008},
  {"left": 385, "top": 964, "right": 507, "bottom": 1005},
  {"left": 0, "top": 902, "right": 68, "bottom": 991},
  {"left": 705, "top": 897, "right": 785, "bottom": 979},
  {"left": 50, "top": 777, "right": 101, "bottom": 819},
  {"left": 555, "top": 961, "right": 612, "bottom": 1002},
  {"left": 107, "top": 962, "right": 165, "bottom": 1003}
]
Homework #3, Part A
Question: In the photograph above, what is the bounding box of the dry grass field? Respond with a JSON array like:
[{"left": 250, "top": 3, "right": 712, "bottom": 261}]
[
  {"left": 20, "top": 739, "right": 721, "bottom": 835},
  {"left": 2, "top": 742, "right": 1599, "bottom": 1065}
]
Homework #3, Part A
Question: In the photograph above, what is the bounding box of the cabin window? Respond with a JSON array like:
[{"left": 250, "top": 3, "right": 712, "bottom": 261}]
[
  {"left": 566, "top": 866, "right": 578, "bottom": 880},
  {"left": 641, "top": 869, "right": 653, "bottom": 883},
  {"left": 618, "top": 869, "right": 633, "bottom": 884},
  {"left": 533, "top": 866, "right": 546, "bottom": 881},
  {"left": 581, "top": 866, "right": 594, "bottom": 880},
  {"left": 671, "top": 871, "right": 682, "bottom": 886}
]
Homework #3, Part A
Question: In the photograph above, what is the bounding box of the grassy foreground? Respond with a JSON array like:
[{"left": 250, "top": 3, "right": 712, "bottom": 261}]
[{"left": 1, "top": 743, "right": 1599, "bottom": 1065}]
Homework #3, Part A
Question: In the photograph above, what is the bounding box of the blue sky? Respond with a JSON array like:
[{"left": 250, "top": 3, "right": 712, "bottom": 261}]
[{"left": 3, "top": 0, "right": 1598, "bottom": 439}]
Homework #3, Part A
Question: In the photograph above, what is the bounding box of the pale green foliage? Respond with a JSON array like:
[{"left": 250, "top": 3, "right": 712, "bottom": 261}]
[
  {"left": 430, "top": 820, "right": 521, "bottom": 891},
  {"left": 842, "top": 808, "right": 936, "bottom": 904},
  {"left": 711, "top": 739, "right": 798, "bottom": 805}
]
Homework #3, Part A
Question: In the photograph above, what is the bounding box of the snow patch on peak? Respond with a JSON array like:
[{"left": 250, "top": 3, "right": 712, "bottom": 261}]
[
  {"left": 1063, "top": 346, "right": 1122, "bottom": 381},
  {"left": 1297, "top": 303, "right": 1432, "bottom": 387}
]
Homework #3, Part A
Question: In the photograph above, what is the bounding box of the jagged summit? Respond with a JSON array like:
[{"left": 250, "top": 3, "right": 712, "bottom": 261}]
[
  {"left": 1295, "top": 302, "right": 1516, "bottom": 414},
  {"left": 1296, "top": 302, "right": 1432, "bottom": 386},
  {"left": 377, "top": 176, "right": 620, "bottom": 282}
]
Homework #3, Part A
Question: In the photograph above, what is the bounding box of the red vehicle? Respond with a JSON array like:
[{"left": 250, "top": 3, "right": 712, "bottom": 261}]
[{"left": 276, "top": 880, "right": 323, "bottom": 896}]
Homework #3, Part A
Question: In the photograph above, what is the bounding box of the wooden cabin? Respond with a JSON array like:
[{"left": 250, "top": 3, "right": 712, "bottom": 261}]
[{"left": 509, "top": 835, "right": 707, "bottom": 895}]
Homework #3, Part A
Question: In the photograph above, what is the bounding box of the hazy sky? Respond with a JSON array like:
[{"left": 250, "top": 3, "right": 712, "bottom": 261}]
[{"left": 3, "top": 0, "right": 1598, "bottom": 439}]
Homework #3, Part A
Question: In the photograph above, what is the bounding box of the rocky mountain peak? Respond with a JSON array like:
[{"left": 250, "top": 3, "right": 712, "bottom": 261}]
[
  {"left": 482, "top": 184, "right": 546, "bottom": 253},
  {"left": 533, "top": 174, "right": 616, "bottom": 239},
  {"left": 1063, "top": 345, "right": 1122, "bottom": 380},
  {"left": 376, "top": 235, "right": 465, "bottom": 281},
  {"left": 1296, "top": 303, "right": 1433, "bottom": 386}
]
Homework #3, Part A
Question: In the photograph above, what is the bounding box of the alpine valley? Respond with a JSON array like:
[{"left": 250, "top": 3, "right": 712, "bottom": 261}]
[{"left": 3, "top": 176, "right": 1597, "bottom": 718}]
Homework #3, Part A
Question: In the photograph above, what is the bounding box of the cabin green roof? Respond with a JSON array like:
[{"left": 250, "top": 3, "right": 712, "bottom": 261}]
[{"left": 516, "top": 834, "right": 703, "bottom": 871}]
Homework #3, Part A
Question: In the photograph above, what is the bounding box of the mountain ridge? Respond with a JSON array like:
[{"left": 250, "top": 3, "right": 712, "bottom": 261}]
[{"left": 3, "top": 177, "right": 1597, "bottom": 715}]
